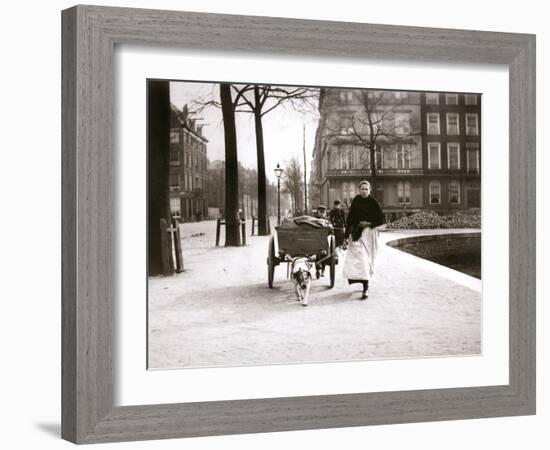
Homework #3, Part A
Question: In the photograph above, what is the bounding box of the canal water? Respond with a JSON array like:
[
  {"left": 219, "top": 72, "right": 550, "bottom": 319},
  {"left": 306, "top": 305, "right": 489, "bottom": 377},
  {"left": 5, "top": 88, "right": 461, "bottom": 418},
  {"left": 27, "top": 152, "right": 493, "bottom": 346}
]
[{"left": 388, "top": 233, "right": 481, "bottom": 279}]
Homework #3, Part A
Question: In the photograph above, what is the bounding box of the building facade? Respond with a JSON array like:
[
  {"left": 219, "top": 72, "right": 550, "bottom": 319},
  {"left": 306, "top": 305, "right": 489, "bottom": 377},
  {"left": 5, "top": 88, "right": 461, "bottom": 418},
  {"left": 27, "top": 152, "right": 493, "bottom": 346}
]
[
  {"left": 421, "top": 92, "right": 481, "bottom": 211},
  {"left": 310, "top": 88, "right": 481, "bottom": 218},
  {"left": 169, "top": 105, "right": 209, "bottom": 221}
]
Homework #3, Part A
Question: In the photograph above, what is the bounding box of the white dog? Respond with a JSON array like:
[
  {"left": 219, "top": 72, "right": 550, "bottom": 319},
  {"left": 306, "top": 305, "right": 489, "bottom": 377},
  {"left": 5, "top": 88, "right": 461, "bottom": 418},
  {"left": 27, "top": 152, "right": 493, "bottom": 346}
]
[{"left": 291, "top": 257, "right": 313, "bottom": 306}]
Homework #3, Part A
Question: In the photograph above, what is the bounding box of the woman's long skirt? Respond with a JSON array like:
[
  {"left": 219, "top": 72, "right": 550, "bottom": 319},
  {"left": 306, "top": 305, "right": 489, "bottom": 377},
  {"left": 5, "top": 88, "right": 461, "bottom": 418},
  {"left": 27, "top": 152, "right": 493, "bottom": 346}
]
[{"left": 342, "top": 227, "right": 379, "bottom": 281}]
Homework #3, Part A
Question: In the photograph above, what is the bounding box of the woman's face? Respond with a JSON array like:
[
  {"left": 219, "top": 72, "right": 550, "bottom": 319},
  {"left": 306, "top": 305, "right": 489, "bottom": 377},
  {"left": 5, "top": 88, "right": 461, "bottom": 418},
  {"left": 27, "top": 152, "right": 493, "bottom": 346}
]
[{"left": 359, "top": 183, "right": 371, "bottom": 197}]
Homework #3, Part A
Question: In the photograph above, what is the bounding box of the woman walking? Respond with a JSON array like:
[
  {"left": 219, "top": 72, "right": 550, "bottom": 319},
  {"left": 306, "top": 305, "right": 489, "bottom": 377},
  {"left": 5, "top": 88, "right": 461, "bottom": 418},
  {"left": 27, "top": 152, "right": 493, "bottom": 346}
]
[{"left": 342, "top": 180, "right": 385, "bottom": 300}]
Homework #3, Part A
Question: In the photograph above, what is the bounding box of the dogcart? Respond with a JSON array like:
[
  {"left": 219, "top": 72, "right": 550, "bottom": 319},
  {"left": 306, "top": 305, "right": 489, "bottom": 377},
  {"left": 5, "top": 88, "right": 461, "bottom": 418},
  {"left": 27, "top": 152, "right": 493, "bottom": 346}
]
[{"left": 267, "top": 221, "right": 338, "bottom": 289}]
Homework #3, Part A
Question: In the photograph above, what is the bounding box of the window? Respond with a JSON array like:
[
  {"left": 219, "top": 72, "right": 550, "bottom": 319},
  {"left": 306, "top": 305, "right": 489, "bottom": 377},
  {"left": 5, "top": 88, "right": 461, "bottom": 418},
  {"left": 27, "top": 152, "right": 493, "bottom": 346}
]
[
  {"left": 464, "top": 94, "right": 478, "bottom": 105},
  {"left": 356, "top": 145, "right": 370, "bottom": 169},
  {"left": 446, "top": 113, "right": 459, "bottom": 135},
  {"left": 396, "top": 144, "right": 412, "bottom": 169},
  {"left": 397, "top": 181, "right": 411, "bottom": 204},
  {"left": 383, "top": 145, "right": 397, "bottom": 169},
  {"left": 339, "top": 115, "right": 353, "bottom": 135},
  {"left": 445, "top": 94, "right": 459, "bottom": 105},
  {"left": 394, "top": 91, "right": 408, "bottom": 101},
  {"left": 339, "top": 90, "right": 354, "bottom": 103},
  {"left": 449, "top": 181, "right": 461, "bottom": 204},
  {"left": 367, "top": 113, "right": 382, "bottom": 135},
  {"left": 465, "top": 114, "right": 479, "bottom": 136},
  {"left": 467, "top": 148, "right": 480, "bottom": 173},
  {"left": 447, "top": 143, "right": 460, "bottom": 169},
  {"left": 170, "top": 198, "right": 181, "bottom": 217},
  {"left": 170, "top": 131, "right": 180, "bottom": 143},
  {"left": 429, "top": 181, "right": 441, "bottom": 204},
  {"left": 427, "top": 113, "right": 440, "bottom": 135},
  {"left": 428, "top": 142, "right": 441, "bottom": 169},
  {"left": 409, "top": 143, "right": 422, "bottom": 168},
  {"left": 169, "top": 173, "right": 180, "bottom": 191},
  {"left": 394, "top": 113, "right": 411, "bottom": 134},
  {"left": 374, "top": 147, "right": 382, "bottom": 170},
  {"left": 340, "top": 145, "right": 355, "bottom": 169},
  {"left": 426, "top": 93, "right": 439, "bottom": 105},
  {"left": 170, "top": 149, "right": 180, "bottom": 165},
  {"left": 328, "top": 147, "right": 340, "bottom": 170},
  {"left": 342, "top": 182, "right": 357, "bottom": 205}
]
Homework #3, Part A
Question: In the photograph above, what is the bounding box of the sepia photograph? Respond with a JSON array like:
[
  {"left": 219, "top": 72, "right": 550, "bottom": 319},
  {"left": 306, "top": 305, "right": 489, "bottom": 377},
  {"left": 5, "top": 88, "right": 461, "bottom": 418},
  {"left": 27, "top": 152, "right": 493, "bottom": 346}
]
[{"left": 147, "top": 80, "right": 482, "bottom": 370}]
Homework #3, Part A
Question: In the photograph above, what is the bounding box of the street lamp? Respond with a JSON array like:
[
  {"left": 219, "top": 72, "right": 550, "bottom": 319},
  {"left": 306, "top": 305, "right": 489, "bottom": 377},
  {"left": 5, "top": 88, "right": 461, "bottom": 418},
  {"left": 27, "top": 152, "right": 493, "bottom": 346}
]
[{"left": 274, "top": 163, "right": 283, "bottom": 225}]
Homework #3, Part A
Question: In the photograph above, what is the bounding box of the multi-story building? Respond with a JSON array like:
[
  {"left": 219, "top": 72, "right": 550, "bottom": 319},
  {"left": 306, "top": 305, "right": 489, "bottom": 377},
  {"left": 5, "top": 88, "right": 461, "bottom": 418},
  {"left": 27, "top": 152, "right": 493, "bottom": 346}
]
[
  {"left": 421, "top": 92, "right": 481, "bottom": 210},
  {"left": 169, "top": 104, "right": 209, "bottom": 221},
  {"left": 311, "top": 88, "right": 423, "bottom": 214},
  {"left": 310, "top": 88, "right": 481, "bottom": 217}
]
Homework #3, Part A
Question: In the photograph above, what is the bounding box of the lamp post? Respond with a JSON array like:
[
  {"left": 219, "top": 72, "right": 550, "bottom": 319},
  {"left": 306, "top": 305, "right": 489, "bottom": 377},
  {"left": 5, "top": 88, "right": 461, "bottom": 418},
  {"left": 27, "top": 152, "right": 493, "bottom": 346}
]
[
  {"left": 302, "top": 122, "right": 308, "bottom": 215},
  {"left": 274, "top": 163, "right": 283, "bottom": 225}
]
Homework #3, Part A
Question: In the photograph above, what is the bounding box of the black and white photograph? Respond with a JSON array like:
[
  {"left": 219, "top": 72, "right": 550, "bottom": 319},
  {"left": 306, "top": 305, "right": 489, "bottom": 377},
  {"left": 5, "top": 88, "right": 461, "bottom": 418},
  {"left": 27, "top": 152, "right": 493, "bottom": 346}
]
[
  {"left": 3, "top": 0, "right": 544, "bottom": 447},
  {"left": 147, "top": 80, "right": 482, "bottom": 369}
]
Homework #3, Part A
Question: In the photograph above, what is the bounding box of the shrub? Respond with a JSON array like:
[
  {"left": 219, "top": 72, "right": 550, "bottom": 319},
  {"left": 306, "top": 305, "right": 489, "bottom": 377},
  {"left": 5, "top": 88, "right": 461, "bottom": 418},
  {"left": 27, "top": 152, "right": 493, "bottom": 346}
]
[{"left": 386, "top": 211, "right": 481, "bottom": 229}]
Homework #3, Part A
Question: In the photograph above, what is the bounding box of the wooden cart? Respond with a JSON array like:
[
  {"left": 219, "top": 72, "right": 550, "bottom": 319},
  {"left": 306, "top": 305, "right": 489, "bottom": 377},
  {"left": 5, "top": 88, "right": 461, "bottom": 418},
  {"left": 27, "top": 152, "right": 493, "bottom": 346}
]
[{"left": 267, "top": 225, "right": 338, "bottom": 289}]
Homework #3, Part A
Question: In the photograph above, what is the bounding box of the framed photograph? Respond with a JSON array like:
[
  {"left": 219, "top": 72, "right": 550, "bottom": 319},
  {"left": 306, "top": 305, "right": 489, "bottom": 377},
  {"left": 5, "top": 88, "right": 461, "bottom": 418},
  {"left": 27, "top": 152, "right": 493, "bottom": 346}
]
[{"left": 62, "top": 5, "right": 535, "bottom": 444}]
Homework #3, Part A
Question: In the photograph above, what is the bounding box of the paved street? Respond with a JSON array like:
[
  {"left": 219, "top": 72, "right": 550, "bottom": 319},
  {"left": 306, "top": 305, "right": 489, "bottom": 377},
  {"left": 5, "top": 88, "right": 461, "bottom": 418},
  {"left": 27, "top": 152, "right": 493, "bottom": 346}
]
[{"left": 148, "top": 219, "right": 481, "bottom": 369}]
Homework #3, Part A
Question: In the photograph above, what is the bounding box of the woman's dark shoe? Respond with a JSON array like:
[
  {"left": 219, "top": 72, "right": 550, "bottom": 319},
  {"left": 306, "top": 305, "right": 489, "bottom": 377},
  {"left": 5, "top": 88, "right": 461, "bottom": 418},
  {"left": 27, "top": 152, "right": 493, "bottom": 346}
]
[{"left": 359, "top": 281, "right": 369, "bottom": 300}]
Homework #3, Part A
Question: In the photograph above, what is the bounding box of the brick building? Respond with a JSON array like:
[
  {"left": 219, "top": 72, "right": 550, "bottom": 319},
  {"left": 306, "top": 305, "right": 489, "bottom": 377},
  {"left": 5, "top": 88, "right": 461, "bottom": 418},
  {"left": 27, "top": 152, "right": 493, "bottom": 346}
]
[
  {"left": 420, "top": 92, "right": 481, "bottom": 210},
  {"left": 169, "top": 104, "right": 209, "bottom": 221}
]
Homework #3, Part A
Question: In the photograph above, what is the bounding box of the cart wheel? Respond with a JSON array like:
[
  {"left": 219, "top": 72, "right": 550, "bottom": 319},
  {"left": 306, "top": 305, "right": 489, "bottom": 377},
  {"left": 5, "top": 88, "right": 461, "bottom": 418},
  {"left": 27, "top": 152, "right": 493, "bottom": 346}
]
[
  {"left": 329, "top": 234, "right": 336, "bottom": 288},
  {"left": 267, "top": 236, "right": 276, "bottom": 288}
]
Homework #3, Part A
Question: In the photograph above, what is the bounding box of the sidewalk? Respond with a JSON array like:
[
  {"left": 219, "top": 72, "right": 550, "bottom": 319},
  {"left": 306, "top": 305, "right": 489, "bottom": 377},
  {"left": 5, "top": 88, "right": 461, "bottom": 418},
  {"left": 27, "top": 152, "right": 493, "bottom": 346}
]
[{"left": 148, "top": 226, "right": 481, "bottom": 369}]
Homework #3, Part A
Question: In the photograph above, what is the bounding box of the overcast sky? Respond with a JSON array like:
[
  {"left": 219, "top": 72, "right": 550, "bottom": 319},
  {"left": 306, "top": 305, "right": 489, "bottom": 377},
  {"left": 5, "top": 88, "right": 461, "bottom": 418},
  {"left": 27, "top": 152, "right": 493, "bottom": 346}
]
[{"left": 170, "top": 81, "right": 319, "bottom": 185}]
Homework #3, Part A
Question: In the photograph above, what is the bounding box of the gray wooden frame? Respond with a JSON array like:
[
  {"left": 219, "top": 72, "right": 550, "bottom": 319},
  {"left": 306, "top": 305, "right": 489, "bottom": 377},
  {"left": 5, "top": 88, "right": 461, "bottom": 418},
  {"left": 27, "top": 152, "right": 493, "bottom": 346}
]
[{"left": 62, "top": 5, "right": 536, "bottom": 444}]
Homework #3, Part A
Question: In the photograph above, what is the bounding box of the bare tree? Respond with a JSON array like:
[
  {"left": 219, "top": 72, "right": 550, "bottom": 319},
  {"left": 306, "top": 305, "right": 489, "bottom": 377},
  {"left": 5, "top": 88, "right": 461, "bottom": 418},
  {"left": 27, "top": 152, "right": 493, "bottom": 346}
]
[
  {"left": 219, "top": 84, "right": 241, "bottom": 246},
  {"left": 282, "top": 156, "right": 304, "bottom": 215},
  {"left": 323, "top": 89, "right": 421, "bottom": 201},
  {"left": 230, "top": 84, "right": 318, "bottom": 233},
  {"left": 147, "top": 80, "right": 172, "bottom": 275},
  {"left": 193, "top": 84, "right": 318, "bottom": 234}
]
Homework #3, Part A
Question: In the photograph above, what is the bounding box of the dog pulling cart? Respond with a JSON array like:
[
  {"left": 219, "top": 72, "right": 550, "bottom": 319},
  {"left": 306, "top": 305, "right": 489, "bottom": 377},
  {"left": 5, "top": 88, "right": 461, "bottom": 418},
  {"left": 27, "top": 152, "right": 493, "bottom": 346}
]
[{"left": 267, "top": 219, "right": 338, "bottom": 289}]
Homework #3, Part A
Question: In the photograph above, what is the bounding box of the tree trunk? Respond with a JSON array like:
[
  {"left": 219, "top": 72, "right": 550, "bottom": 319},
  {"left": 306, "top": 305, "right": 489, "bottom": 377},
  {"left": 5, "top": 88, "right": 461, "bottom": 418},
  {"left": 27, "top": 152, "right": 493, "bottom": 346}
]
[
  {"left": 369, "top": 142, "right": 378, "bottom": 201},
  {"left": 220, "top": 84, "right": 241, "bottom": 246},
  {"left": 147, "top": 80, "right": 172, "bottom": 275},
  {"left": 254, "top": 86, "right": 269, "bottom": 235}
]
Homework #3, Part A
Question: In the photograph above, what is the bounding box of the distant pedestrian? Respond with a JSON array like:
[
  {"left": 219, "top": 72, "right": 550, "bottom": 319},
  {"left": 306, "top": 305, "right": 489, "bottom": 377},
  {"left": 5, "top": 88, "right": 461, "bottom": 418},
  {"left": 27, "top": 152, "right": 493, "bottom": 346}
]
[
  {"left": 314, "top": 205, "right": 326, "bottom": 219},
  {"left": 328, "top": 200, "right": 346, "bottom": 247},
  {"left": 342, "top": 181, "right": 385, "bottom": 300}
]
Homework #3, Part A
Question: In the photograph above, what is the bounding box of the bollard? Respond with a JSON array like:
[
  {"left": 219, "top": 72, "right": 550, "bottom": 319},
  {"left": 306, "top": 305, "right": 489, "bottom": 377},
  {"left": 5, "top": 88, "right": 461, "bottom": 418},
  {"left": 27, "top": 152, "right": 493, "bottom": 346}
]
[
  {"left": 159, "top": 218, "right": 174, "bottom": 276},
  {"left": 216, "top": 217, "right": 246, "bottom": 246},
  {"left": 215, "top": 218, "right": 221, "bottom": 246},
  {"left": 241, "top": 220, "right": 246, "bottom": 246},
  {"left": 172, "top": 218, "right": 184, "bottom": 272}
]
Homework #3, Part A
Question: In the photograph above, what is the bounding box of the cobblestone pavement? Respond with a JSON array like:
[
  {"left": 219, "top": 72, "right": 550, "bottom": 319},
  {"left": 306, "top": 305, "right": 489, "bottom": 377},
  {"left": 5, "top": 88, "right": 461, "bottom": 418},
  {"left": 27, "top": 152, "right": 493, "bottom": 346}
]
[{"left": 148, "top": 220, "right": 481, "bottom": 369}]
